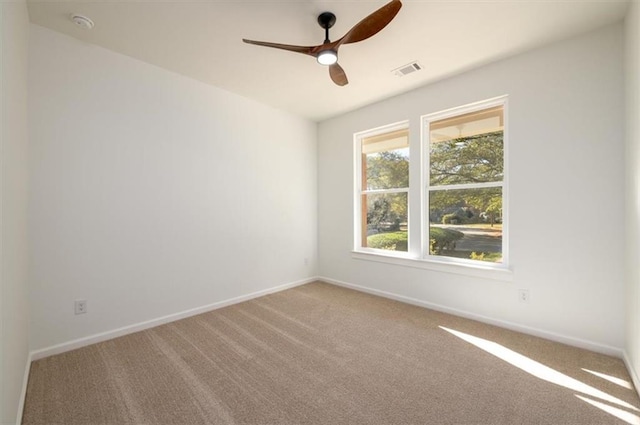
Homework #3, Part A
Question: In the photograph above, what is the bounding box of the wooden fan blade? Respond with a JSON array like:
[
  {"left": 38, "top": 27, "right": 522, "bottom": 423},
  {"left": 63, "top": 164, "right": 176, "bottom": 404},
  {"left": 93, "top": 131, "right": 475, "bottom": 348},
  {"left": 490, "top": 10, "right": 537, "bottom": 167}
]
[
  {"left": 242, "top": 39, "right": 316, "bottom": 56},
  {"left": 329, "top": 63, "right": 348, "bottom": 86},
  {"left": 336, "top": 0, "right": 402, "bottom": 47}
]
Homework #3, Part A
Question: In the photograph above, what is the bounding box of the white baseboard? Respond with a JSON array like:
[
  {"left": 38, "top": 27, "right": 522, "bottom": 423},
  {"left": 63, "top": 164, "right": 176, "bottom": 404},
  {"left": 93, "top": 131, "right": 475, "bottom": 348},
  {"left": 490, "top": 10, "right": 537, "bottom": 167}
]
[
  {"left": 16, "top": 351, "right": 32, "bottom": 425},
  {"left": 623, "top": 350, "right": 640, "bottom": 398},
  {"left": 320, "top": 276, "right": 624, "bottom": 358},
  {"left": 30, "top": 277, "right": 318, "bottom": 361}
]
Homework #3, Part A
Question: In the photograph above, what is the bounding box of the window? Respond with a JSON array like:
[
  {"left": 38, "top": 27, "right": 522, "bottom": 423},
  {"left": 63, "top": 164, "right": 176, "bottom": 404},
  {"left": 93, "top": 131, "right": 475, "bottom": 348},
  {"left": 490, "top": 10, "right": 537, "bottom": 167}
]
[
  {"left": 426, "top": 101, "right": 506, "bottom": 264},
  {"left": 354, "top": 97, "right": 508, "bottom": 273},
  {"left": 355, "top": 123, "right": 409, "bottom": 253}
]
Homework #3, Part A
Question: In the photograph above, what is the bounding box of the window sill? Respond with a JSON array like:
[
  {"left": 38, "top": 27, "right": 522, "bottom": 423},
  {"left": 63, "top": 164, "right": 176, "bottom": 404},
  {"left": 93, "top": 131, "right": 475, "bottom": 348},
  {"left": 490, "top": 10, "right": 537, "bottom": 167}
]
[{"left": 351, "top": 250, "right": 513, "bottom": 282}]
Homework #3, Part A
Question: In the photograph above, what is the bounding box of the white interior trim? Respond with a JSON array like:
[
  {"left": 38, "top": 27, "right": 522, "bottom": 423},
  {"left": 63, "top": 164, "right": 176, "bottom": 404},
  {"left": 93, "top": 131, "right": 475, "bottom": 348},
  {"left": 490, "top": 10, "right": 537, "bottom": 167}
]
[
  {"left": 21, "top": 276, "right": 635, "bottom": 422},
  {"left": 16, "top": 352, "right": 32, "bottom": 425},
  {"left": 351, "top": 251, "right": 513, "bottom": 282},
  {"left": 30, "top": 277, "right": 318, "bottom": 361},
  {"left": 623, "top": 351, "right": 640, "bottom": 399},
  {"left": 321, "top": 276, "right": 623, "bottom": 358}
]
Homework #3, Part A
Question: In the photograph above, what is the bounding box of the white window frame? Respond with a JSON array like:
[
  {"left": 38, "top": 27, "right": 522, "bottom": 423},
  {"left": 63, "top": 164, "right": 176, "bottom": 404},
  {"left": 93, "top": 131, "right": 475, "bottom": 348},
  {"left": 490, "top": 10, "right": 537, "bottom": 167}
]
[
  {"left": 352, "top": 96, "right": 511, "bottom": 281},
  {"left": 353, "top": 120, "right": 410, "bottom": 256},
  {"left": 422, "top": 96, "right": 509, "bottom": 269}
]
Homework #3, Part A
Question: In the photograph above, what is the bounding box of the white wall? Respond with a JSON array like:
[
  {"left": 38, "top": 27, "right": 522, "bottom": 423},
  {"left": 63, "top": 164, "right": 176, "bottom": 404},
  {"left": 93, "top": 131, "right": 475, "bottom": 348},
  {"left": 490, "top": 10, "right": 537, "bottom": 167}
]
[
  {"left": 625, "top": 0, "right": 640, "bottom": 387},
  {"left": 318, "top": 24, "right": 625, "bottom": 352},
  {"left": 1, "top": 0, "right": 30, "bottom": 423},
  {"left": 28, "top": 25, "right": 317, "bottom": 351}
]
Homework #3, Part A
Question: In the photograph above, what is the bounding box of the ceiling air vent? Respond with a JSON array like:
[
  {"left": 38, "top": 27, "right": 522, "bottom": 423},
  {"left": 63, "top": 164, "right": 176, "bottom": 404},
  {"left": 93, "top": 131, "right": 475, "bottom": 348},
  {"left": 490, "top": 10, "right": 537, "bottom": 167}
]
[{"left": 392, "top": 61, "right": 422, "bottom": 77}]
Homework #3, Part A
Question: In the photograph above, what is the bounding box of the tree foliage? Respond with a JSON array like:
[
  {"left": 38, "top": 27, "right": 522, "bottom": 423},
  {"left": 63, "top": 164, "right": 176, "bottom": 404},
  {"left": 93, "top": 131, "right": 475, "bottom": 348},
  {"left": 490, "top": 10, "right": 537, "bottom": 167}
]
[
  {"left": 429, "top": 188, "right": 502, "bottom": 226},
  {"left": 429, "top": 132, "right": 503, "bottom": 225},
  {"left": 430, "top": 132, "right": 503, "bottom": 185},
  {"left": 364, "top": 149, "right": 409, "bottom": 232},
  {"left": 363, "top": 130, "right": 504, "bottom": 235},
  {"left": 366, "top": 193, "right": 407, "bottom": 232},
  {"left": 366, "top": 150, "right": 409, "bottom": 190}
]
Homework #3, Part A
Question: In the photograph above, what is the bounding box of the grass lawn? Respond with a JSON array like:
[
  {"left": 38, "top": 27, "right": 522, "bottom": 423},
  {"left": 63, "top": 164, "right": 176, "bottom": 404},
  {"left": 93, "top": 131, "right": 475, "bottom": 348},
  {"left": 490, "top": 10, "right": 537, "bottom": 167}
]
[{"left": 366, "top": 230, "right": 502, "bottom": 263}]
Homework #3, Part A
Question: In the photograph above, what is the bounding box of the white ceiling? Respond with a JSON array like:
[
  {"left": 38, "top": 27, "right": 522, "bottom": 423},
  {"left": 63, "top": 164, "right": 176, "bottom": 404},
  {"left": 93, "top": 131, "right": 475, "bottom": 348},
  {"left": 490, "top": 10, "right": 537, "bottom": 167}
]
[{"left": 27, "top": 0, "right": 629, "bottom": 122}]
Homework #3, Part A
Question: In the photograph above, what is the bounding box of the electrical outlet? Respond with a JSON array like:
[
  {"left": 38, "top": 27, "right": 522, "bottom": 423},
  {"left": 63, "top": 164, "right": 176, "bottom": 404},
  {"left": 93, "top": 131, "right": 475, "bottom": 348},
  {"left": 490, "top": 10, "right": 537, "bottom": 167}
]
[
  {"left": 75, "top": 299, "right": 87, "bottom": 315},
  {"left": 518, "top": 289, "right": 530, "bottom": 304}
]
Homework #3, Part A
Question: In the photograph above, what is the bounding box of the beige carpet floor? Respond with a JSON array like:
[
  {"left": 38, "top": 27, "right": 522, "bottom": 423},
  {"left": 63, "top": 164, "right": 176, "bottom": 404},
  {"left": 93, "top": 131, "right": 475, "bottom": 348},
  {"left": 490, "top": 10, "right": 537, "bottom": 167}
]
[{"left": 23, "top": 281, "right": 640, "bottom": 424}]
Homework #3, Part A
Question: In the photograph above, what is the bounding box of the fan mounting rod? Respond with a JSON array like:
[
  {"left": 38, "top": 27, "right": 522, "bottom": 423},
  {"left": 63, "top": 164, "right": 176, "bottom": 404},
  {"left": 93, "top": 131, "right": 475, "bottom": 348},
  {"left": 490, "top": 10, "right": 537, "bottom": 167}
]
[{"left": 317, "top": 12, "right": 336, "bottom": 43}]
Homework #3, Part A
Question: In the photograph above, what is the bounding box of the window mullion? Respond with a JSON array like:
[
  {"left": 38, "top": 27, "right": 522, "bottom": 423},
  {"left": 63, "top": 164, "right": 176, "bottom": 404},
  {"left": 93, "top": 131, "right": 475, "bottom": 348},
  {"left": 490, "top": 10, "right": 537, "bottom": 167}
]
[
  {"left": 428, "top": 181, "right": 503, "bottom": 192},
  {"left": 362, "top": 187, "right": 409, "bottom": 195}
]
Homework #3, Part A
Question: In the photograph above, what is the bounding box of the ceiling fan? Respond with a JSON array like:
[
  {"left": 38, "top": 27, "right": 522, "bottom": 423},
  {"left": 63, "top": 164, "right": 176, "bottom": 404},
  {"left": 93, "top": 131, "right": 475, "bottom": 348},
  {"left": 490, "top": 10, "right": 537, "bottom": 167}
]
[{"left": 242, "top": 0, "right": 402, "bottom": 87}]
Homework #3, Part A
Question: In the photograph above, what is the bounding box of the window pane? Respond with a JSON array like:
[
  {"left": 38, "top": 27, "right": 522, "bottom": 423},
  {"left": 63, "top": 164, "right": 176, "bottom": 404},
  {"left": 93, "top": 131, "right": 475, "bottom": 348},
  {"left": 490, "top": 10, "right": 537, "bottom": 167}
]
[
  {"left": 363, "top": 129, "right": 409, "bottom": 190},
  {"left": 362, "top": 192, "right": 408, "bottom": 252},
  {"left": 428, "top": 187, "right": 502, "bottom": 262},
  {"left": 429, "top": 106, "right": 503, "bottom": 186}
]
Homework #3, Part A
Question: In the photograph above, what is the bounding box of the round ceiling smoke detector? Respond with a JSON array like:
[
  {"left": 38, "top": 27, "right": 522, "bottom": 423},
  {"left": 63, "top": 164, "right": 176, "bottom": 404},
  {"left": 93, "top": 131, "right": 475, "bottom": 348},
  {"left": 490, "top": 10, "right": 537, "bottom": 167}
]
[{"left": 70, "top": 14, "right": 94, "bottom": 30}]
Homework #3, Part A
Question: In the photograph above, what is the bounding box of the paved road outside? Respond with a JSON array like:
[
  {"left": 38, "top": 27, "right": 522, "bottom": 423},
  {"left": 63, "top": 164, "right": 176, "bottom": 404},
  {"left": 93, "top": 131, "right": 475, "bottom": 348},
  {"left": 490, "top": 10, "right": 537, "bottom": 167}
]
[{"left": 435, "top": 225, "right": 502, "bottom": 253}]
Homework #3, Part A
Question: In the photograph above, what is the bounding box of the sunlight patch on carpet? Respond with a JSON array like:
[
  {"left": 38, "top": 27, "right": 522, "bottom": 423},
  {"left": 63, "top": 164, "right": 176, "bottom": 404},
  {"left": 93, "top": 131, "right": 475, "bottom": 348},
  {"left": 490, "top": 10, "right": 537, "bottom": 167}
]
[
  {"left": 582, "top": 368, "right": 635, "bottom": 390},
  {"left": 439, "top": 326, "right": 639, "bottom": 413},
  {"left": 576, "top": 395, "right": 640, "bottom": 425}
]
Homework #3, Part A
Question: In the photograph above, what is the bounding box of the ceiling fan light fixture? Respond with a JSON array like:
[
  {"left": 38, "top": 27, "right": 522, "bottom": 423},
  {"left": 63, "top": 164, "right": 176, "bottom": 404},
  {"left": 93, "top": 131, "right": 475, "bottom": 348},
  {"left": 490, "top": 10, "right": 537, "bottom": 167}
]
[
  {"left": 317, "top": 50, "right": 338, "bottom": 66},
  {"left": 242, "top": 0, "right": 402, "bottom": 85}
]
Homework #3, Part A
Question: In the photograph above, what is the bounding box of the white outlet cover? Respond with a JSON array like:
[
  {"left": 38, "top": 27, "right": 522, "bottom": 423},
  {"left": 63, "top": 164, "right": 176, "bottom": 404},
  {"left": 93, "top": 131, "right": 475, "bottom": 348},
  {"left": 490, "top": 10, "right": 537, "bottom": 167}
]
[
  {"left": 518, "top": 289, "right": 530, "bottom": 303},
  {"left": 74, "top": 300, "right": 87, "bottom": 314}
]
